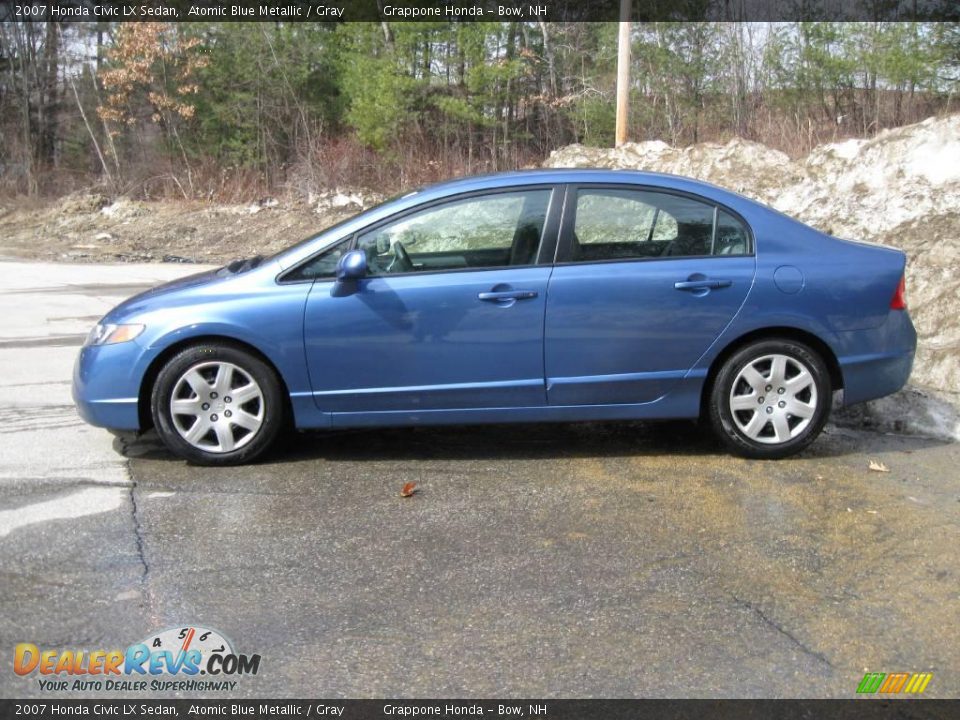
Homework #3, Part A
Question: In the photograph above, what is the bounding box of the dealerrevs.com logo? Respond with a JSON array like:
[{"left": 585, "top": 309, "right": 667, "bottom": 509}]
[{"left": 14, "top": 626, "right": 261, "bottom": 692}]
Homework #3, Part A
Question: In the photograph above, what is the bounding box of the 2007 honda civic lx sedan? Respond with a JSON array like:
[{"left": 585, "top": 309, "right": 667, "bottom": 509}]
[{"left": 73, "top": 170, "right": 916, "bottom": 465}]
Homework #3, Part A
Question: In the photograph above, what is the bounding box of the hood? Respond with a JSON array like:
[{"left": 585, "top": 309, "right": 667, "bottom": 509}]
[{"left": 102, "top": 267, "right": 226, "bottom": 322}]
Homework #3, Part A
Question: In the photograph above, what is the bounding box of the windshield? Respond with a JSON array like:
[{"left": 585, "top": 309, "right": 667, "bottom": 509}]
[{"left": 265, "top": 188, "right": 421, "bottom": 264}]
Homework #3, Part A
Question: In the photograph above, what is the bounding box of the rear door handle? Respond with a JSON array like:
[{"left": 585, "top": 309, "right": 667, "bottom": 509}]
[
  {"left": 674, "top": 279, "right": 732, "bottom": 291},
  {"left": 478, "top": 290, "right": 538, "bottom": 301}
]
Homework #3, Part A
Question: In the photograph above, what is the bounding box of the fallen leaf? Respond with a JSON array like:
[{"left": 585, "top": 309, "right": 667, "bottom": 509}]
[
  {"left": 868, "top": 460, "right": 890, "bottom": 473},
  {"left": 400, "top": 482, "right": 417, "bottom": 498}
]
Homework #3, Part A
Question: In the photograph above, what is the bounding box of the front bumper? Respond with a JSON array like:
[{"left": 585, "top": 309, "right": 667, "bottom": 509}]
[{"left": 72, "top": 343, "right": 146, "bottom": 430}]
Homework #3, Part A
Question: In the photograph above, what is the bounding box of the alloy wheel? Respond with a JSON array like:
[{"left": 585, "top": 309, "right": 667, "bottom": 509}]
[
  {"left": 728, "top": 353, "right": 818, "bottom": 445},
  {"left": 169, "top": 361, "right": 264, "bottom": 453}
]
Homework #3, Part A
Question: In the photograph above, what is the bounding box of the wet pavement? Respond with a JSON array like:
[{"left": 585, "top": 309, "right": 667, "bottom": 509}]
[{"left": 1, "top": 262, "right": 958, "bottom": 699}]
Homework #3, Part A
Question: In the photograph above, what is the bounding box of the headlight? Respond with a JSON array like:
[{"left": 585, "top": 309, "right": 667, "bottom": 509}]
[{"left": 84, "top": 323, "right": 145, "bottom": 346}]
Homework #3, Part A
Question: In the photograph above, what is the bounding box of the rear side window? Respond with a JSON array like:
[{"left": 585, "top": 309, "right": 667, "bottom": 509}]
[{"left": 569, "top": 188, "right": 749, "bottom": 261}]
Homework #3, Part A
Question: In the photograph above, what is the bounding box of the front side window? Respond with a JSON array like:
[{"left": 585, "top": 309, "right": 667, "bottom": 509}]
[
  {"left": 356, "top": 189, "right": 551, "bottom": 275},
  {"left": 570, "top": 188, "right": 749, "bottom": 261},
  {"left": 282, "top": 238, "right": 350, "bottom": 282}
]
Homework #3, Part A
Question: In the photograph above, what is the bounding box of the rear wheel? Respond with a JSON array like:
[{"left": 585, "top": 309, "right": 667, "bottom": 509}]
[
  {"left": 151, "top": 343, "right": 285, "bottom": 465},
  {"left": 709, "top": 339, "right": 831, "bottom": 459}
]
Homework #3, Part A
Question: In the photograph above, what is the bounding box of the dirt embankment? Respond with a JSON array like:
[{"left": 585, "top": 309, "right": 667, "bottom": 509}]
[
  {"left": 546, "top": 115, "right": 960, "bottom": 436},
  {"left": 0, "top": 189, "right": 383, "bottom": 266}
]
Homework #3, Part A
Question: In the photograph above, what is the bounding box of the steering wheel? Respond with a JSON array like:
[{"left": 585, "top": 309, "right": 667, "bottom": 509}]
[
  {"left": 387, "top": 241, "right": 414, "bottom": 273},
  {"left": 660, "top": 239, "right": 681, "bottom": 257}
]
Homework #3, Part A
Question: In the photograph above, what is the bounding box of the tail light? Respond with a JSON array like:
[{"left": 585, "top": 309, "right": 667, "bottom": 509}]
[{"left": 890, "top": 274, "right": 907, "bottom": 310}]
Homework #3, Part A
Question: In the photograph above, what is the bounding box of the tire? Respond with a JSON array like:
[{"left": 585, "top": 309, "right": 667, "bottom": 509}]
[
  {"left": 151, "top": 343, "right": 286, "bottom": 465},
  {"left": 709, "top": 338, "right": 831, "bottom": 459}
]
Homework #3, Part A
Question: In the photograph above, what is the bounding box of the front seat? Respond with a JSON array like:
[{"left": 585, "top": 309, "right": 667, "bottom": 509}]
[{"left": 509, "top": 221, "right": 541, "bottom": 266}]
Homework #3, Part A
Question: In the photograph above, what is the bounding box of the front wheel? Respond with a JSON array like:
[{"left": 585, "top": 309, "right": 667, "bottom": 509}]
[
  {"left": 151, "top": 343, "right": 285, "bottom": 465},
  {"left": 709, "top": 339, "right": 831, "bottom": 459}
]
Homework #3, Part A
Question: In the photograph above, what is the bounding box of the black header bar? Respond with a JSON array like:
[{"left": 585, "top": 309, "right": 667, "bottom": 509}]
[{"left": 2, "top": 0, "right": 959, "bottom": 23}]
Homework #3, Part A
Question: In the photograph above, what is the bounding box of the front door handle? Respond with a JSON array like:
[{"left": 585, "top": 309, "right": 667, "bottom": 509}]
[
  {"left": 478, "top": 290, "right": 538, "bottom": 301},
  {"left": 674, "top": 279, "right": 732, "bottom": 291}
]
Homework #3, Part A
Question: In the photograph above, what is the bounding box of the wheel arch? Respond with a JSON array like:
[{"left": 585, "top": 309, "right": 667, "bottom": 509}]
[
  {"left": 700, "top": 326, "right": 843, "bottom": 418},
  {"left": 138, "top": 335, "right": 292, "bottom": 431}
]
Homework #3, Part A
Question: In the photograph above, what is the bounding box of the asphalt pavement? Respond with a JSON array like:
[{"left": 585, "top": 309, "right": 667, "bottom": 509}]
[{"left": 1, "top": 261, "right": 957, "bottom": 699}]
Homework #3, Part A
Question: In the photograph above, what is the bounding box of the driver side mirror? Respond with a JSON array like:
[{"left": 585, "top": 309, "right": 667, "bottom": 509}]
[
  {"left": 336, "top": 249, "right": 367, "bottom": 280},
  {"left": 332, "top": 249, "right": 367, "bottom": 297}
]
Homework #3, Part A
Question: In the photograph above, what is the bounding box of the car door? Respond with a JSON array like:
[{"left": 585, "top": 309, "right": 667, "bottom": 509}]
[
  {"left": 301, "top": 186, "right": 560, "bottom": 418},
  {"left": 544, "top": 185, "right": 756, "bottom": 405}
]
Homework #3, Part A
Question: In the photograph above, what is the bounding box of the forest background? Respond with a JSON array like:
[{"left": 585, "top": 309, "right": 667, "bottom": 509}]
[{"left": 2, "top": 20, "right": 958, "bottom": 201}]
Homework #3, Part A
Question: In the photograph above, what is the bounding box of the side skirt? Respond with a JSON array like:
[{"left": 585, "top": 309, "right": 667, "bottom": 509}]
[{"left": 296, "top": 378, "right": 705, "bottom": 430}]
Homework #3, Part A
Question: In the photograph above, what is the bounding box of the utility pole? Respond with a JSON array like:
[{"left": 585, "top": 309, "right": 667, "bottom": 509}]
[{"left": 615, "top": 0, "right": 631, "bottom": 147}]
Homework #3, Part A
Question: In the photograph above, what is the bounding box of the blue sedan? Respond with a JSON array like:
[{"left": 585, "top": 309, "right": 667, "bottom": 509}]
[{"left": 73, "top": 170, "right": 916, "bottom": 465}]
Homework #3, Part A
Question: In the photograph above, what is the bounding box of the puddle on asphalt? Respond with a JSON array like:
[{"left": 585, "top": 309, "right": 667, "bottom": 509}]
[
  {"left": 0, "top": 334, "right": 86, "bottom": 349},
  {"left": 0, "top": 486, "right": 126, "bottom": 538}
]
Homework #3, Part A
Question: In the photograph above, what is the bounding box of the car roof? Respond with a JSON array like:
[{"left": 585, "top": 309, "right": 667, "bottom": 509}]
[{"left": 412, "top": 168, "right": 758, "bottom": 208}]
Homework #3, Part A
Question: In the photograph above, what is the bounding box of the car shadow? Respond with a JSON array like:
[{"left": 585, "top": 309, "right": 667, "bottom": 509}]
[
  {"left": 120, "top": 420, "right": 716, "bottom": 463},
  {"left": 118, "top": 419, "right": 951, "bottom": 466},
  {"left": 285, "top": 420, "right": 722, "bottom": 462}
]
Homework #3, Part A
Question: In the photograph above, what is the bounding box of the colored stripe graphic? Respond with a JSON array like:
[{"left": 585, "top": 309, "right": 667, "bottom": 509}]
[
  {"left": 879, "top": 672, "right": 909, "bottom": 693},
  {"left": 857, "top": 673, "right": 886, "bottom": 694},
  {"left": 857, "top": 671, "right": 932, "bottom": 694},
  {"left": 904, "top": 673, "right": 933, "bottom": 694}
]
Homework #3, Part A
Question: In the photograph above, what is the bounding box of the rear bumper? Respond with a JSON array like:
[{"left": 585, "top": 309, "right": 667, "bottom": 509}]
[
  {"left": 837, "top": 311, "right": 917, "bottom": 406},
  {"left": 839, "top": 349, "right": 915, "bottom": 406}
]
